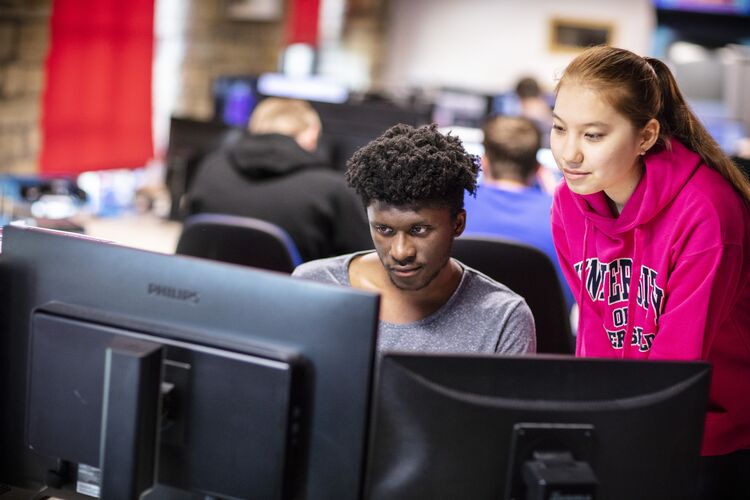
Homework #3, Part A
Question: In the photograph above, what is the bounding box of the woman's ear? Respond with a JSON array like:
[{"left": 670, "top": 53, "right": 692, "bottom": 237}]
[{"left": 640, "top": 118, "right": 660, "bottom": 153}]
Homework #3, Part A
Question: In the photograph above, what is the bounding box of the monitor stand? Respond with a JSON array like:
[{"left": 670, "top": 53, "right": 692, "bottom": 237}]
[{"left": 506, "top": 423, "right": 598, "bottom": 500}]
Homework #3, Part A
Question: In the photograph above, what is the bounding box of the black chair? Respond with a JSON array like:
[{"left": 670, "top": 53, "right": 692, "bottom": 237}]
[
  {"left": 175, "top": 213, "right": 302, "bottom": 273},
  {"left": 452, "top": 235, "right": 574, "bottom": 354}
]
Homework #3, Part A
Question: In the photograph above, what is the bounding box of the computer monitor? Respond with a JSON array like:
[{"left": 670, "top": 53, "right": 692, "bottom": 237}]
[
  {"left": 256, "top": 73, "right": 349, "bottom": 104},
  {"left": 653, "top": 0, "right": 750, "bottom": 16},
  {"left": 365, "top": 354, "right": 711, "bottom": 500},
  {"left": 436, "top": 126, "right": 484, "bottom": 158},
  {"left": 0, "top": 224, "right": 379, "bottom": 499},
  {"left": 164, "top": 116, "right": 235, "bottom": 220},
  {"left": 490, "top": 91, "right": 556, "bottom": 118},
  {"left": 701, "top": 115, "right": 748, "bottom": 156},
  {"left": 431, "top": 88, "right": 492, "bottom": 128},
  {"left": 310, "top": 101, "right": 432, "bottom": 172},
  {"left": 212, "top": 75, "right": 260, "bottom": 128}
]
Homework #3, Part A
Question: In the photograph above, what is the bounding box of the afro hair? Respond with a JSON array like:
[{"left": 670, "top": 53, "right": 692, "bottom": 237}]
[{"left": 345, "top": 123, "right": 479, "bottom": 215}]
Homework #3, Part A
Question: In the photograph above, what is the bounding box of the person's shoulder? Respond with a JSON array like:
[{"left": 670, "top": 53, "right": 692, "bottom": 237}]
[
  {"left": 517, "top": 186, "right": 554, "bottom": 213},
  {"left": 688, "top": 163, "right": 744, "bottom": 204},
  {"left": 293, "top": 254, "right": 346, "bottom": 276},
  {"left": 525, "top": 185, "right": 554, "bottom": 202},
  {"left": 655, "top": 164, "right": 749, "bottom": 250},
  {"left": 292, "top": 252, "right": 363, "bottom": 286},
  {"left": 679, "top": 164, "right": 749, "bottom": 224},
  {"left": 459, "top": 262, "right": 524, "bottom": 303}
]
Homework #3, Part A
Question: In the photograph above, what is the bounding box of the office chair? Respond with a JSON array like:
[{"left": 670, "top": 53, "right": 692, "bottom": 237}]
[
  {"left": 451, "top": 235, "right": 574, "bottom": 354},
  {"left": 175, "top": 213, "right": 303, "bottom": 273}
]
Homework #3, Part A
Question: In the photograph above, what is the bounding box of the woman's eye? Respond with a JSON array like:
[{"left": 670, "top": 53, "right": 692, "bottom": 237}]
[
  {"left": 552, "top": 124, "right": 565, "bottom": 133},
  {"left": 585, "top": 132, "right": 603, "bottom": 140}
]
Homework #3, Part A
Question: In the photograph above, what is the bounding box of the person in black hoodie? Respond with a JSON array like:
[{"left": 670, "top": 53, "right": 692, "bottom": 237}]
[{"left": 186, "top": 98, "right": 372, "bottom": 262}]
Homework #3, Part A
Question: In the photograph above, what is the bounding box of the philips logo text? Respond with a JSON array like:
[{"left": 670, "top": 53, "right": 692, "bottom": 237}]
[{"left": 147, "top": 283, "right": 200, "bottom": 304}]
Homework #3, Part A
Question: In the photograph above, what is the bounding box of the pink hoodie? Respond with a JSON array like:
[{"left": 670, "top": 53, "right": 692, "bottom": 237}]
[{"left": 552, "top": 139, "right": 750, "bottom": 456}]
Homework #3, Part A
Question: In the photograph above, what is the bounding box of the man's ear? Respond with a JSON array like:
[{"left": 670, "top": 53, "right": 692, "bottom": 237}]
[
  {"left": 295, "top": 124, "right": 320, "bottom": 152},
  {"left": 454, "top": 209, "right": 466, "bottom": 237},
  {"left": 480, "top": 155, "right": 492, "bottom": 180}
]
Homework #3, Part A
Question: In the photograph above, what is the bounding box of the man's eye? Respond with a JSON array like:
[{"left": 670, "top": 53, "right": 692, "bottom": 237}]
[
  {"left": 375, "top": 225, "right": 393, "bottom": 235},
  {"left": 410, "top": 226, "right": 428, "bottom": 236}
]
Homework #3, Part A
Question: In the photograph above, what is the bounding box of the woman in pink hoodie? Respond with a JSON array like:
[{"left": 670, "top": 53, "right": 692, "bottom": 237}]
[{"left": 551, "top": 45, "right": 750, "bottom": 498}]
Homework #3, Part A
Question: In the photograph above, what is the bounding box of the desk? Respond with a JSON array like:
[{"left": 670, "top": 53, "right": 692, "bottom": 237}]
[{"left": 81, "top": 214, "right": 182, "bottom": 254}]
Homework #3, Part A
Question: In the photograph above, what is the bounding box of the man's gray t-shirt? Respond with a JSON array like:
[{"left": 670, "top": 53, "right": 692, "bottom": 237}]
[{"left": 292, "top": 252, "right": 536, "bottom": 355}]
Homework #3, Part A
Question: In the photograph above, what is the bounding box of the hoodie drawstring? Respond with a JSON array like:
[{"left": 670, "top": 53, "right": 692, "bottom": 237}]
[
  {"left": 578, "top": 221, "right": 643, "bottom": 358},
  {"left": 623, "top": 228, "right": 643, "bottom": 358},
  {"left": 576, "top": 220, "right": 591, "bottom": 354}
]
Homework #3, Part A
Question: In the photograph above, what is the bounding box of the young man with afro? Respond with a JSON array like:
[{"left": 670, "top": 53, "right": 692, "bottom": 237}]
[{"left": 293, "top": 124, "right": 536, "bottom": 355}]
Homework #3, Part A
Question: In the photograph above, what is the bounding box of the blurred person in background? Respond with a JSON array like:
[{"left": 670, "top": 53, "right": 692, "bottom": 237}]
[
  {"left": 464, "top": 115, "right": 574, "bottom": 310},
  {"left": 515, "top": 76, "right": 553, "bottom": 148},
  {"left": 186, "top": 97, "right": 372, "bottom": 262}
]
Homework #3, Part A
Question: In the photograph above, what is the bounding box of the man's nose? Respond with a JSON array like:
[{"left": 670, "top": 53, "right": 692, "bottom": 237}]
[{"left": 390, "top": 233, "right": 416, "bottom": 263}]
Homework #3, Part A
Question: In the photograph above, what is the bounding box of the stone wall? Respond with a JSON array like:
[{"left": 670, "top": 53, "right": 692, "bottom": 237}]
[
  {"left": 0, "top": 0, "right": 51, "bottom": 174},
  {"left": 343, "top": 0, "right": 388, "bottom": 90},
  {"left": 173, "top": 1, "right": 285, "bottom": 120}
]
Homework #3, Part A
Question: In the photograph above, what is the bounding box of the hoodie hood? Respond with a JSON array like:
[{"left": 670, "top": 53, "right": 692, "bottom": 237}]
[
  {"left": 229, "top": 133, "right": 328, "bottom": 179},
  {"left": 572, "top": 139, "right": 702, "bottom": 236}
]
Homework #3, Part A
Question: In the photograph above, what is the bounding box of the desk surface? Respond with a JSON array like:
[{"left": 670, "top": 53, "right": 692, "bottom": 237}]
[{"left": 82, "top": 214, "right": 182, "bottom": 254}]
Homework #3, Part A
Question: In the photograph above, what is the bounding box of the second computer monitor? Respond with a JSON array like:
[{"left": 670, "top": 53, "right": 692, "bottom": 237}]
[{"left": 366, "top": 353, "right": 710, "bottom": 500}]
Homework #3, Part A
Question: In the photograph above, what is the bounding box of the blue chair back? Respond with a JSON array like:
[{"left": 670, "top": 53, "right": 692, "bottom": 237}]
[{"left": 176, "top": 213, "right": 302, "bottom": 273}]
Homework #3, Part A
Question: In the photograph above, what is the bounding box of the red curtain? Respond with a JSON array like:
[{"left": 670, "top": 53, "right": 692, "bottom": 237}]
[
  {"left": 286, "top": 0, "right": 321, "bottom": 46},
  {"left": 40, "top": 0, "right": 154, "bottom": 174}
]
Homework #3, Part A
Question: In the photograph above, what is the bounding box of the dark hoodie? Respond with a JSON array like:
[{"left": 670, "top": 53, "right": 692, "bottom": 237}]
[
  {"left": 187, "top": 133, "right": 372, "bottom": 262},
  {"left": 552, "top": 139, "right": 750, "bottom": 456}
]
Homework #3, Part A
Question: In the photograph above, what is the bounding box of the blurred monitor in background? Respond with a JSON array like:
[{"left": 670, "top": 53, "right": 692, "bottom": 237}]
[
  {"left": 436, "top": 125, "right": 484, "bottom": 158},
  {"left": 256, "top": 73, "right": 349, "bottom": 104},
  {"left": 311, "top": 100, "right": 432, "bottom": 173},
  {"left": 690, "top": 100, "right": 749, "bottom": 156},
  {"left": 653, "top": 0, "right": 750, "bottom": 15},
  {"left": 163, "top": 117, "right": 233, "bottom": 220},
  {"left": 212, "top": 73, "right": 350, "bottom": 129},
  {"left": 431, "top": 88, "right": 493, "bottom": 128},
  {"left": 212, "top": 75, "right": 260, "bottom": 128}
]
